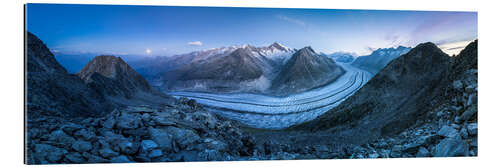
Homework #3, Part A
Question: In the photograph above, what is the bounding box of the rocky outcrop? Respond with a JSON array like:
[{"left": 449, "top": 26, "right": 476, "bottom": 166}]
[
  {"left": 77, "top": 55, "right": 152, "bottom": 98},
  {"left": 26, "top": 32, "right": 114, "bottom": 118},
  {"left": 271, "top": 46, "right": 345, "bottom": 95},
  {"left": 26, "top": 100, "right": 256, "bottom": 164}
]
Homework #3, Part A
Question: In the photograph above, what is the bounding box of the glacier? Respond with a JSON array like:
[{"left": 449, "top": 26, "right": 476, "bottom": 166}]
[{"left": 169, "top": 63, "right": 372, "bottom": 129}]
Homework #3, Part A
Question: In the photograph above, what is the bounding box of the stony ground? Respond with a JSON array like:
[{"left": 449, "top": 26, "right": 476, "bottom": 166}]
[{"left": 26, "top": 98, "right": 257, "bottom": 164}]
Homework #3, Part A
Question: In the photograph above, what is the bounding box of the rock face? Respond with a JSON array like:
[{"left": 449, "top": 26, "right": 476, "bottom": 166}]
[
  {"left": 77, "top": 55, "right": 152, "bottom": 98},
  {"left": 270, "top": 46, "right": 345, "bottom": 95},
  {"left": 26, "top": 32, "right": 114, "bottom": 118},
  {"left": 352, "top": 46, "right": 411, "bottom": 74}
]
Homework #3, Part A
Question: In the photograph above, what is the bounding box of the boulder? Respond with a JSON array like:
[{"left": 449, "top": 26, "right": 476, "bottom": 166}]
[
  {"left": 122, "top": 127, "right": 148, "bottom": 137},
  {"left": 460, "top": 128, "right": 469, "bottom": 139},
  {"left": 73, "top": 129, "right": 96, "bottom": 141},
  {"left": 141, "top": 140, "right": 159, "bottom": 152},
  {"left": 203, "top": 139, "right": 228, "bottom": 152},
  {"left": 110, "top": 155, "right": 133, "bottom": 163},
  {"left": 64, "top": 152, "right": 85, "bottom": 163},
  {"left": 452, "top": 80, "right": 463, "bottom": 90},
  {"left": 467, "top": 123, "right": 478, "bottom": 136},
  {"left": 459, "top": 104, "right": 478, "bottom": 122},
  {"left": 434, "top": 137, "right": 469, "bottom": 157},
  {"left": 72, "top": 140, "right": 92, "bottom": 153},
  {"left": 82, "top": 152, "right": 109, "bottom": 163},
  {"left": 98, "top": 148, "right": 119, "bottom": 158},
  {"left": 390, "top": 145, "right": 403, "bottom": 157},
  {"left": 101, "top": 117, "right": 116, "bottom": 129},
  {"left": 141, "top": 113, "right": 152, "bottom": 122},
  {"left": 166, "top": 126, "right": 201, "bottom": 149},
  {"left": 368, "top": 152, "right": 380, "bottom": 158},
  {"left": 152, "top": 116, "right": 176, "bottom": 126},
  {"left": 147, "top": 127, "right": 173, "bottom": 150},
  {"left": 148, "top": 149, "right": 163, "bottom": 158},
  {"left": 415, "top": 147, "right": 431, "bottom": 157},
  {"left": 48, "top": 130, "right": 76, "bottom": 147},
  {"left": 61, "top": 123, "right": 84, "bottom": 135},
  {"left": 118, "top": 140, "right": 139, "bottom": 155},
  {"left": 34, "top": 143, "right": 68, "bottom": 163},
  {"left": 116, "top": 113, "right": 141, "bottom": 129},
  {"left": 437, "top": 126, "right": 459, "bottom": 138}
]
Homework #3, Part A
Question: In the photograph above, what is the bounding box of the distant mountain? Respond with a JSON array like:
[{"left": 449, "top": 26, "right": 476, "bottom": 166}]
[
  {"left": 352, "top": 46, "right": 411, "bottom": 74},
  {"left": 158, "top": 46, "right": 276, "bottom": 93},
  {"left": 149, "top": 43, "right": 296, "bottom": 93},
  {"left": 260, "top": 42, "right": 297, "bottom": 65},
  {"left": 133, "top": 47, "right": 239, "bottom": 79},
  {"left": 76, "top": 55, "right": 152, "bottom": 98},
  {"left": 134, "top": 42, "right": 295, "bottom": 80},
  {"left": 55, "top": 53, "right": 145, "bottom": 74},
  {"left": 271, "top": 46, "right": 345, "bottom": 95},
  {"left": 322, "top": 52, "right": 357, "bottom": 63},
  {"left": 294, "top": 42, "right": 452, "bottom": 137},
  {"left": 26, "top": 32, "right": 114, "bottom": 118}
]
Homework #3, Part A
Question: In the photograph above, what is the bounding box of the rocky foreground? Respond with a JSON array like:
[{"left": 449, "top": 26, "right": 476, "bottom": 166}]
[
  {"left": 344, "top": 68, "right": 478, "bottom": 158},
  {"left": 26, "top": 98, "right": 257, "bottom": 164}
]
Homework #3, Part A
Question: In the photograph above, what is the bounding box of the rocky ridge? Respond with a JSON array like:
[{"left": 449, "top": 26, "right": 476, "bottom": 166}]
[
  {"left": 271, "top": 46, "right": 345, "bottom": 95},
  {"left": 77, "top": 55, "right": 152, "bottom": 98},
  {"left": 26, "top": 32, "right": 114, "bottom": 118}
]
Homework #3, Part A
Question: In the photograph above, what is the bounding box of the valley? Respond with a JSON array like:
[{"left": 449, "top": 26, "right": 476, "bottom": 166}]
[{"left": 168, "top": 63, "right": 372, "bottom": 129}]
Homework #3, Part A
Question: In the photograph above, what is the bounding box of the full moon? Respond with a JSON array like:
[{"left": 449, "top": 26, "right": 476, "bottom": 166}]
[{"left": 146, "top": 49, "right": 152, "bottom": 54}]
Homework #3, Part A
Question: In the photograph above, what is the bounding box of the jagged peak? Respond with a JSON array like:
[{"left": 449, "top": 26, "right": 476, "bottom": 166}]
[
  {"left": 269, "top": 42, "right": 289, "bottom": 51},
  {"left": 298, "top": 46, "right": 316, "bottom": 54},
  {"left": 78, "top": 55, "right": 138, "bottom": 80},
  {"left": 411, "top": 42, "right": 445, "bottom": 54},
  {"left": 92, "top": 55, "right": 125, "bottom": 63},
  {"left": 26, "top": 32, "right": 68, "bottom": 73}
]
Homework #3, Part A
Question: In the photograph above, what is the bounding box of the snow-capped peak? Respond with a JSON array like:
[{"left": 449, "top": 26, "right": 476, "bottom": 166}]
[{"left": 268, "top": 42, "right": 293, "bottom": 52}]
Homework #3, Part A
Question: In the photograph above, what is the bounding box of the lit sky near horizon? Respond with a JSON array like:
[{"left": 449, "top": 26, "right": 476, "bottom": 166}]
[{"left": 26, "top": 4, "right": 477, "bottom": 56}]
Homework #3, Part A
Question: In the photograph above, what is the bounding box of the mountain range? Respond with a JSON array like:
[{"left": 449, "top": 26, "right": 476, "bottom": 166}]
[
  {"left": 138, "top": 42, "right": 345, "bottom": 96},
  {"left": 321, "top": 51, "right": 357, "bottom": 63},
  {"left": 352, "top": 46, "right": 411, "bottom": 74}
]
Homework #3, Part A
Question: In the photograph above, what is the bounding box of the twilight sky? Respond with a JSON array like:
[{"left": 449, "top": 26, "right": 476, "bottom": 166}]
[{"left": 26, "top": 4, "right": 477, "bottom": 56}]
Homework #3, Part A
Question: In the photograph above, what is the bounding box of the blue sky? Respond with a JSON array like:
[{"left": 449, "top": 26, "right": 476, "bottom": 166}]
[{"left": 26, "top": 4, "right": 477, "bottom": 56}]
